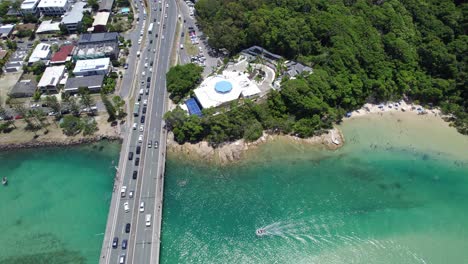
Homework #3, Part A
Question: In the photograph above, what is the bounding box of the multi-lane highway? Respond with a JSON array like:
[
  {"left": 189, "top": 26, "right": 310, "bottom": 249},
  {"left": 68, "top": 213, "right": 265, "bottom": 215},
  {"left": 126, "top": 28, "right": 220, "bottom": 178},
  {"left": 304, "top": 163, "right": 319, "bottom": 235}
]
[{"left": 100, "top": 0, "right": 178, "bottom": 263}]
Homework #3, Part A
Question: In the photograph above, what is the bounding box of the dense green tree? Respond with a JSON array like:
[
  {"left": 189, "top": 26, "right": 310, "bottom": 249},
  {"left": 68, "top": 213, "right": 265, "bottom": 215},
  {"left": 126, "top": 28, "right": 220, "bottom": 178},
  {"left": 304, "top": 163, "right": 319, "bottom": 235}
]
[
  {"left": 60, "top": 115, "right": 82, "bottom": 136},
  {"left": 166, "top": 64, "right": 203, "bottom": 103}
]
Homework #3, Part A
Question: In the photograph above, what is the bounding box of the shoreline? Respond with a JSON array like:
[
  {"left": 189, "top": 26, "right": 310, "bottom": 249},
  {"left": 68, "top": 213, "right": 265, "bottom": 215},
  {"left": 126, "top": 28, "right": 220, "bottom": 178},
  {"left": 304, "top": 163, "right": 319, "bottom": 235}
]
[
  {"left": 167, "top": 128, "right": 345, "bottom": 165},
  {"left": 0, "top": 135, "right": 122, "bottom": 151},
  {"left": 0, "top": 115, "right": 123, "bottom": 151},
  {"left": 167, "top": 101, "right": 457, "bottom": 164}
]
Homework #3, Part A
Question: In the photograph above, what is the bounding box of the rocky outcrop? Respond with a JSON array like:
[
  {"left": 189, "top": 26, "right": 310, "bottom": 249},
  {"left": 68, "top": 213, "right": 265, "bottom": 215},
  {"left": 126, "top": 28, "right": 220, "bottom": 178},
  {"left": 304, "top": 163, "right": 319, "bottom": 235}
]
[{"left": 0, "top": 135, "right": 122, "bottom": 151}]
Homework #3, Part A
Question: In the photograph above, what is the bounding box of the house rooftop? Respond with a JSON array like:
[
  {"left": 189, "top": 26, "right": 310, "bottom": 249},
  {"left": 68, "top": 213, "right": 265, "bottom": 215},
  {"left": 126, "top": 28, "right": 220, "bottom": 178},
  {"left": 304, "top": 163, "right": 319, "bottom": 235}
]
[
  {"left": 0, "top": 24, "right": 15, "bottom": 36},
  {"left": 10, "top": 79, "right": 37, "bottom": 97},
  {"left": 51, "top": 45, "right": 75, "bottom": 63},
  {"left": 38, "top": 65, "right": 66, "bottom": 87},
  {"left": 28, "top": 43, "right": 51, "bottom": 63},
  {"left": 78, "top": 32, "right": 119, "bottom": 44},
  {"left": 65, "top": 74, "right": 105, "bottom": 90},
  {"left": 73, "top": 57, "right": 110, "bottom": 73},
  {"left": 21, "top": 0, "right": 41, "bottom": 10},
  {"left": 61, "top": 2, "right": 87, "bottom": 24},
  {"left": 36, "top": 20, "right": 61, "bottom": 33},
  {"left": 93, "top": 12, "right": 110, "bottom": 27}
]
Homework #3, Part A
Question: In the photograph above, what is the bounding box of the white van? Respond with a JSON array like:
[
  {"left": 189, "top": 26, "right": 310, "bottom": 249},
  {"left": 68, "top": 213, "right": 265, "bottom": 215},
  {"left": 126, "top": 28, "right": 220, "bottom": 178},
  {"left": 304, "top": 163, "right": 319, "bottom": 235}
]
[
  {"left": 145, "top": 214, "right": 151, "bottom": 227},
  {"left": 180, "top": 44, "right": 184, "bottom": 49},
  {"left": 137, "top": 51, "right": 141, "bottom": 57},
  {"left": 139, "top": 89, "right": 144, "bottom": 95},
  {"left": 120, "top": 186, "right": 127, "bottom": 197}
]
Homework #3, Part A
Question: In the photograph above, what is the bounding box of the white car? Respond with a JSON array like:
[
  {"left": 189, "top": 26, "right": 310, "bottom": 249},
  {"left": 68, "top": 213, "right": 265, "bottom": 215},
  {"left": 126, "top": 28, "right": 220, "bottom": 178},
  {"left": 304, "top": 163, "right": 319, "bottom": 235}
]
[
  {"left": 165, "top": 14, "right": 167, "bottom": 18},
  {"left": 124, "top": 202, "right": 130, "bottom": 212},
  {"left": 138, "top": 135, "right": 143, "bottom": 142},
  {"left": 121, "top": 186, "right": 127, "bottom": 197},
  {"left": 142, "top": 71, "right": 145, "bottom": 76},
  {"left": 139, "top": 125, "right": 144, "bottom": 132},
  {"left": 133, "top": 123, "right": 137, "bottom": 130},
  {"left": 144, "top": 63, "right": 148, "bottom": 68},
  {"left": 129, "top": 191, "right": 134, "bottom": 198},
  {"left": 139, "top": 202, "right": 145, "bottom": 212},
  {"left": 143, "top": 99, "right": 148, "bottom": 106}
]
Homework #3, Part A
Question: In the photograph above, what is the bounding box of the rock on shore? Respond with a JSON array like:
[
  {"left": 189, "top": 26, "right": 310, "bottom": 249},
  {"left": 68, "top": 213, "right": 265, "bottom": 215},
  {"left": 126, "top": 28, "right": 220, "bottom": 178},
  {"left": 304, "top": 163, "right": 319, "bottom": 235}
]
[{"left": 167, "top": 128, "right": 344, "bottom": 164}]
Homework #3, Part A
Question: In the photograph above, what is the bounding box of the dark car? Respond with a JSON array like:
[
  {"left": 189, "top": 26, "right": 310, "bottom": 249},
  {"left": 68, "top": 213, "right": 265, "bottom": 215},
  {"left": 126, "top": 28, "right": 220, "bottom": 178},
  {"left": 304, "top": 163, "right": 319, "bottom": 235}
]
[
  {"left": 141, "top": 115, "right": 145, "bottom": 123},
  {"left": 148, "top": 140, "right": 152, "bottom": 148},
  {"left": 133, "top": 170, "right": 137, "bottom": 179},
  {"left": 155, "top": 33, "right": 158, "bottom": 38},
  {"left": 112, "top": 237, "right": 118, "bottom": 248},
  {"left": 181, "top": 32, "right": 185, "bottom": 37},
  {"left": 153, "top": 18, "right": 156, "bottom": 22},
  {"left": 150, "top": 61, "right": 153, "bottom": 66},
  {"left": 138, "top": 95, "right": 141, "bottom": 101},
  {"left": 135, "top": 157, "right": 140, "bottom": 166},
  {"left": 146, "top": 82, "right": 150, "bottom": 88},
  {"left": 147, "top": 77, "right": 151, "bottom": 82},
  {"left": 150, "top": 39, "right": 153, "bottom": 44},
  {"left": 136, "top": 145, "right": 141, "bottom": 154},
  {"left": 122, "top": 239, "right": 128, "bottom": 250},
  {"left": 142, "top": 107, "right": 147, "bottom": 114},
  {"left": 128, "top": 152, "right": 134, "bottom": 160},
  {"left": 125, "top": 223, "right": 131, "bottom": 233}
]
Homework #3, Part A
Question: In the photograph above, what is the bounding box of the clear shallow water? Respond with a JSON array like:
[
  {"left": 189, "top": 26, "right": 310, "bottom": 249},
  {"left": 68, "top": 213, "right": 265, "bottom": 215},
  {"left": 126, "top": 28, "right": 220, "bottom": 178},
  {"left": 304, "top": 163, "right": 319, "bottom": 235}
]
[
  {"left": 161, "top": 114, "right": 468, "bottom": 264},
  {"left": 0, "top": 141, "right": 120, "bottom": 264}
]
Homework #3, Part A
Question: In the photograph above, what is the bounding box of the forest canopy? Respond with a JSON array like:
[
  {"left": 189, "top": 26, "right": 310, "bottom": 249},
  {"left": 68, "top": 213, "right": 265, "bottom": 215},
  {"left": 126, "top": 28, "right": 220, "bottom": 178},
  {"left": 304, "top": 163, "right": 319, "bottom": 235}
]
[{"left": 165, "top": 0, "right": 467, "bottom": 146}]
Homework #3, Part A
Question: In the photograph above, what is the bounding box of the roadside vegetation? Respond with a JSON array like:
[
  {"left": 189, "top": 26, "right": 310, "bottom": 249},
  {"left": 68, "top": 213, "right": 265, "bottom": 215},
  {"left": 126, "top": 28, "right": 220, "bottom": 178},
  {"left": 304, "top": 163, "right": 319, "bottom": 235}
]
[{"left": 191, "top": 0, "right": 467, "bottom": 135}]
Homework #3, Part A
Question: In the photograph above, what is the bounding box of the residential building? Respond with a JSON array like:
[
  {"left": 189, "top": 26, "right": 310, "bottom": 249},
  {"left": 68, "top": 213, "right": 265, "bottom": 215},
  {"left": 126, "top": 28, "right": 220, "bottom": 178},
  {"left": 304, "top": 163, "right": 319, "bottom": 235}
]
[
  {"left": 73, "top": 57, "right": 111, "bottom": 76},
  {"left": 64, "top": 74, "right": 105, "bottom": 94},
  {"left": 28, "top": 43, "right": 52, "bottom": 65},
  {"left": 37, "top": 0, "right": 69, "bottom": 16},
  {"left": 0, "top": 50, "right": 8, "bottom": 60},
  {"left": 61, "top": 2, "right": 88, "bottom": 32},
  {"left": 50, "top": 45, "right": 75, "bottom": 64},
  {"left": 92, "top": 12, "right": 110, "bottom": 33},
  {"left": 36, "top": 20, "right": 61, "bottom": 34},
  {"left": 9, "top": 80, "right": 37, "bottom": 98},
  {"left": 38, "top": 65, "right": 66, "bottom": 93},
  {"left": 75, "top": 32, "right": 119, "bottom": 59},
  {"left": 20, "top": 0, "right": 40, "bottom": 15},
  {"left": 0, "top": 24, "right": 15, "bottom": 39}
]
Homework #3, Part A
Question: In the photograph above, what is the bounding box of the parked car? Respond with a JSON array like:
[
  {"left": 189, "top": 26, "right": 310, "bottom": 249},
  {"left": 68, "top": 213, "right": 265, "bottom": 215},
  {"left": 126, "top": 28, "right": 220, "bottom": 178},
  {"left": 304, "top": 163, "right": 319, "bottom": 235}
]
[
  {"left": 138, "top": 135, "right": 143, "bottom": 142},
  {"left": 141, "top": 115, "right": 145, "bottom": 123},
  {"left": 142, "top": 107, "right": 147, "bottom": 114},
  {"left": 133, "top": 123, "right": 137, "bottom": 130},
  {"left": 124, "top": 63, "right": 128, "bottom": 69},
  {"left": 133, "top": 170, "right": 137, "bottom": 179},
  {"left": 129, "top": 191, "right": 134, "bottom": 198},
  {"left": 139, "top": 124, "right": 144, "bottom": 132}
]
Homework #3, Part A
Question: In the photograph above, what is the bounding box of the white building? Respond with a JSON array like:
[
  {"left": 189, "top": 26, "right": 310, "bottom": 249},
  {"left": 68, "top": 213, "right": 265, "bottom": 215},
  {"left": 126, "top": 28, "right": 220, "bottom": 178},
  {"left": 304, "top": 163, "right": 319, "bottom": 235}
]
[
  {"left": 73, "top": 57, "right": 111, "bottom": 76},
  {"left": 36, "top": 20, "right": 61, "bottom": 34},
  {"left": 194, "top": 71, "right": 261, "bottom": 109},
  {"left": 61, "top": 2, "right": 88, "bottom": 32},
  {"left": 28, "top": 43, "right": 52, "bottom": 65},
  {"left": 38, "top": 65, "right": 66, "bottom": 93},
  {"left": 20, "top": 0, "right": 41, "bottom": 15},
  {"left": 38, "top": 0, "right": 69, "bottom": 16}
]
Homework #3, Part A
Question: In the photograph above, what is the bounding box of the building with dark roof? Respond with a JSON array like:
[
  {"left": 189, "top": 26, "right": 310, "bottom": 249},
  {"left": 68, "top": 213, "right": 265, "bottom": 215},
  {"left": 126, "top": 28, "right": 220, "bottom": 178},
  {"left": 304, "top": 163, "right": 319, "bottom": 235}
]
[
  {"left": 0, "top": 24, "right": 15, "bottom": 39},
  {"left": 75, "top": 32, "right": 119, "bottom": 59},
  {"left": 64, "top": 75, "right": 105, "bottom": 94},
  {"left": 98, "top": 0, "right": 114, "bottom": 12},
  {"left": 9, "top": 80, "right": 37, "bottom": 98},
  {"left": 50, "top": 45, "right": 75, "bottom": 64},
  {"left": 0, "top": 50, "right": 8, "bottom": 60}
]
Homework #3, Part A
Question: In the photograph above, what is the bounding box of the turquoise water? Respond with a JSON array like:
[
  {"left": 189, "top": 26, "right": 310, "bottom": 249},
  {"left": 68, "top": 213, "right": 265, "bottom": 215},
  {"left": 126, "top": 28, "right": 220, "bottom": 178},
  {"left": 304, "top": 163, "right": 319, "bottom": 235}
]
[
  {"left": 161, "top": 115, "right": 468, "bottom": 264},
  {"left": 0, "top": 141, "right": 120, "bottom": 264}
]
